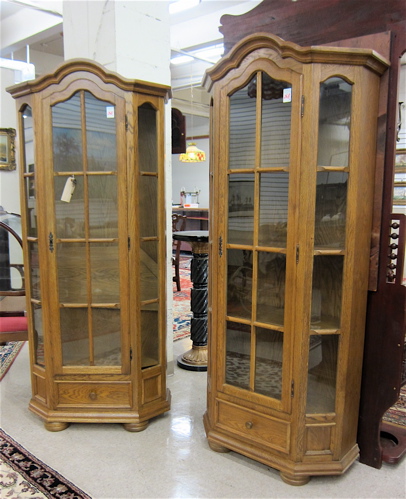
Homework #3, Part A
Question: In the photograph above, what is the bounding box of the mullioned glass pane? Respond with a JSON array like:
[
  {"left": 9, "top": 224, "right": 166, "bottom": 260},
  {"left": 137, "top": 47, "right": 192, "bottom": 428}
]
[
  {"left": 258, "top": 172, "right": 289, "bottom": 247},
  {"left": 60, "top": 307, "right": 89, "bottom": 366},
  {"left": 93, "top": 307, "right": 121, "bottom": 365},
  {"left": 57, "top": 243, "right": 87, "bottom": 303},
  {"left": 256, "top": 252, "right": 286, "bottom": 326},
  {"left": 226, "top": 321, "right": 251, "bottom": 390},
  {"left": 88, "top": 175, "right": 118, "bottom": 238},
  {"left": 261, "top": 73, "right": 292, "bottom": 168},
  {"left": 227, "top": 249, "right": 252, "bottom": 320},
  {"left": 317, "top": 78, "right": 352, "bottom": 167},
  {"left": 229, "top": 76, "right": 257, "bottom": 170},
  {"left": 255, "top": 327, "right": 283, "bottom": 399},
  {"left": 306, "top": 334, "right": 339, "bottom": 413},
  {"left": 90, "top": 243, "right": 120, "bottom": 303},
  {"left": 52, "top": 92, "right": 83, "bottom": 173},
  {"left": 228, "top": 174, "right": 255, "bottom": 245},
  {"left": 311, "top": 255, "right": 343, "bottom": 329},
  {"left": 138, "top": 104, "right": 157, "bottom": 173},
  {"left": 85, "top": 92, "right": 117, "bottom": 172}
]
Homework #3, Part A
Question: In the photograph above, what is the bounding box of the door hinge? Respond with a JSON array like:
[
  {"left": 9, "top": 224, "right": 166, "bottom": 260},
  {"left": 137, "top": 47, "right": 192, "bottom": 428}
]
[
  {"left": 219, "top": 236, "right": 223, "bottom": 257},
  {"left": 49, "top": 232, "right": 54, "bottom": 252},
  {"left": 125, "top": 114, "right": 129, "bottom": 131},
  {"left": 130, "top": 347, "right": 133, "bottom": 361},
  {"left": 301, "top": 95, "right": 305, "bottom": 117},
  {"left": 128, "top": 236, "right": 131, "bottom": 250},
  {"left": 296, "top": 244, "right": 299, "bottom": 264},
  {"left": 291, "top": 380, "right": 294, "bottom": 398}
]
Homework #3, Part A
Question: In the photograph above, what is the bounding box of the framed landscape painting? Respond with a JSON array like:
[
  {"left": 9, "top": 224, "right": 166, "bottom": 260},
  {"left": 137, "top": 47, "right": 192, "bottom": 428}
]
[{"left": 0, "top": 128, "right": 16, "bottom": 171}]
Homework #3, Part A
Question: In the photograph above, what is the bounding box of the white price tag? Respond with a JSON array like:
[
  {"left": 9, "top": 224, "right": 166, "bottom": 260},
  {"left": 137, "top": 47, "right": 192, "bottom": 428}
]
[
  {"left": 61, "top": 176, "right": 76, "bottom": 203},
  {"left": 106, "top": 106, "right": 115, "bottom": 119},
  {"left": 283, "top": 88, "right": 292, "bottom": 103}
]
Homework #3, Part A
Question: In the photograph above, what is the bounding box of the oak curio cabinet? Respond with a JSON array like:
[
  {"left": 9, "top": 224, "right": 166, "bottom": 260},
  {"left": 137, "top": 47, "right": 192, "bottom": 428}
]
[
  {"left": 203, "top": 34, "right": 389, "bottom": 484},
  {"left": 8, "top": 60, "right": 170, "bottom": 432}
]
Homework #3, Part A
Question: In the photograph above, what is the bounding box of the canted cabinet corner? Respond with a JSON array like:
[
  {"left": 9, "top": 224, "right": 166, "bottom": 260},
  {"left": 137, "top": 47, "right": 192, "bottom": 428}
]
[
  {"left": 204, "top": 33, "right": 389, "bottom": 483},
  {"left": 7, "top": 60, "right": 171, "bottom": 431}
]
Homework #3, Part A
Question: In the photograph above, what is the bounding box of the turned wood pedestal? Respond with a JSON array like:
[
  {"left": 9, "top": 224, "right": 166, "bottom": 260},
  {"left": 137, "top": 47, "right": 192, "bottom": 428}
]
[{"left": 173, "top": 230, "right": 209, "bottom": 372}]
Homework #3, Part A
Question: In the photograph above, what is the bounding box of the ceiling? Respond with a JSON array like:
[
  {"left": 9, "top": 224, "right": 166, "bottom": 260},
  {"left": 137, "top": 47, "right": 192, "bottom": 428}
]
[{"left": 0, "top": 0, "right": 262, "bottom": 117}]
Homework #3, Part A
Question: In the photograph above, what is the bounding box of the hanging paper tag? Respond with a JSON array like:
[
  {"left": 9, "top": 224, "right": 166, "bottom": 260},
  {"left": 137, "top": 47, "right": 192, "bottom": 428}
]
[
  {"left": 106, "top": 106, "right": 115, "bottom": 119},
  {"left": 283, "top": 88, "right": 292, "bottom": 103},
  {"left": 61, "top": 176, "right": 76, "bottom": 203}
]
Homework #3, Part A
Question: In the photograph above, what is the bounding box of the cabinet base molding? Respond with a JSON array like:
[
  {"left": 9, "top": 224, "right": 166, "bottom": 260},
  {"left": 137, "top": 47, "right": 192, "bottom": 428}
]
[
  {"left": 204, "top": 412, "right": 360, "bottom": 484},
  {"left": 30, "top": 392, "right": 170, "bottom": 431}
]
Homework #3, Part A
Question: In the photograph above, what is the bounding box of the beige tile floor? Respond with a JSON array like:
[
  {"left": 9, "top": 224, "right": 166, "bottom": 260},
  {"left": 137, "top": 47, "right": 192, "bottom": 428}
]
[{"left": 1, "top": 339, "right": 405, "bottom": 499}]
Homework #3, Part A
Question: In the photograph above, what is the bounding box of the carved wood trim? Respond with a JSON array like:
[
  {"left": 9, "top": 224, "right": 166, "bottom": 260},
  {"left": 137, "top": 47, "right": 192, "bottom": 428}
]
[
  {"left": 7, "top": 59, "right": 171, "bottom": 100},
  {"left": 203, "top": 32, "right": 390, "bottom": 91}
]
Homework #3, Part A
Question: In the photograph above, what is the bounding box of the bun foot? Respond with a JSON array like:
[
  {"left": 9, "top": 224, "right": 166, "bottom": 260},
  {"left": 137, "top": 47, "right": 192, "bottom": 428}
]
[
  {"left": 44, "top": 422, "right": 70, "bottom": 432},
  {"left": 208, "top": 440, "right": 231, "bottom": 453},
  {"left": 123, "top": 421, "right": 149, "bottom": 432},
  {"left": 280, "top": 471, "right": 310, "bottom": 486}
]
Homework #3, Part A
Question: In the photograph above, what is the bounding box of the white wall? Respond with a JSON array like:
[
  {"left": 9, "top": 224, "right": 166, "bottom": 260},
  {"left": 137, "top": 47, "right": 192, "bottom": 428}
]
[
  {"left": 0, "top": 67, "right": 20, "bottom": 214},
  {"left": 172, "top": 137, "right": 210, "bottom": 208},
  {"left": 172, "top": 114, "right": 210, "bottom": 208}
]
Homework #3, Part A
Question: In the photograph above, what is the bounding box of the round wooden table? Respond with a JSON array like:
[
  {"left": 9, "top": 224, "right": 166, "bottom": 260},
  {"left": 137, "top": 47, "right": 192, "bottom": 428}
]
[{"left": 173, "top": 230, "right": 209, "bottom": 371}]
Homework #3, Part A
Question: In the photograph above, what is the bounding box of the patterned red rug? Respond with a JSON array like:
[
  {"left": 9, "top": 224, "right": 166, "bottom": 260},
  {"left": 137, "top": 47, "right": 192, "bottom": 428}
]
[
  {"left": 383, "top": 384, "right": 406, "bottom": 428},
  {"left": 173, "top": 256, "right": 192, "bottom": 341}
]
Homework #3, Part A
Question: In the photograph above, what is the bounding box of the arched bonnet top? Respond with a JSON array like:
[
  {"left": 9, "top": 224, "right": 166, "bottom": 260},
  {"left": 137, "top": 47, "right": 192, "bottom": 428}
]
[
  {"left": 7, "top": 58, "right": 171, "bottom": 101},
  {"left": 202, "top": 32, "right": 390, "bottom": 92}
]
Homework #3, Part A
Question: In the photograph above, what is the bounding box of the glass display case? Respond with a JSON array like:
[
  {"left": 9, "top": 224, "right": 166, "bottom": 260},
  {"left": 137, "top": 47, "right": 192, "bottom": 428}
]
[
  {"left": 8, "top": 60, "right": 170, "bottom": 431},
  {"left": 203, "top": 33, "right": 389, "bottom": 484}
]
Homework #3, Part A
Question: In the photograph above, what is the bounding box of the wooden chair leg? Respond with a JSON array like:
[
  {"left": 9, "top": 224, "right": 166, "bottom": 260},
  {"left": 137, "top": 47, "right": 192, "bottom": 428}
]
[{"left": 174, "top": 263, "right": 181, "bottom": 292}]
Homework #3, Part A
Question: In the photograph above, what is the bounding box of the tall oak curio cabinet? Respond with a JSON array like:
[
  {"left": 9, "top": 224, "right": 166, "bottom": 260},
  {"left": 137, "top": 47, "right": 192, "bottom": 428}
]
[
  {"left": 203, "top": 34, "right": 389, "bottom": 484},
  {"left": 8, "top": 60, "right": 170, "bottom": 432}
]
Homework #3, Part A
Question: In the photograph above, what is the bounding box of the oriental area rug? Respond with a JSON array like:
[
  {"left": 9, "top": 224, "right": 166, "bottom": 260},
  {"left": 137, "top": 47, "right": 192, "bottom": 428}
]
[
  {"left": 0, "top": 429, "right": 91, "bottom": 499},
  {"left": 382, "top": 384, "right": 406, "bottom": 428},
  {"left": 0, "top": 341, "right": 25, "bottom": 381},
  {"left": 173, "top": 256, "right": 192, "bottom": 341}
]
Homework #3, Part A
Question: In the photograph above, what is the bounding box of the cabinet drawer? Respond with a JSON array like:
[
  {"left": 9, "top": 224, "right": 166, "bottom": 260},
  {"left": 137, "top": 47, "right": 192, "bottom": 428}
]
[
  {"left": 217, "top": 400, "right": 290, "bottom": 454},
  {"left": 57, "top": 382, "right": 131, "bottom": 407}
]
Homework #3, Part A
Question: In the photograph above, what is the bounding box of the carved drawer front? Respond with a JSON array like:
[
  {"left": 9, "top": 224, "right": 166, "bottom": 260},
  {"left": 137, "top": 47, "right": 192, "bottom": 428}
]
[
  {"left": 57, "top": 382, "right": 131, "bottom": 407},
  {"left": 217, "top": 400, "right": 290, "bottom": 454}
]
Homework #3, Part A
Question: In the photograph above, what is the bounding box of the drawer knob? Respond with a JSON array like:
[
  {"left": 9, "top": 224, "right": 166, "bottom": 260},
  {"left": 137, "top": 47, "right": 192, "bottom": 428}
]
[
  {"left": 89, "top": 391, "right": 97, "bottom": 400},
  {"left": 245, "top": 421, "right": 253, "bottom": 429}
]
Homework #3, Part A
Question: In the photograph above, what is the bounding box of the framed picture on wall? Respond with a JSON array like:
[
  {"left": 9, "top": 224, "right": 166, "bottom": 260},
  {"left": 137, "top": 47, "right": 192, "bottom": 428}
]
[{"left": 0, "top": 128, "right": 16, "bottom": 171}]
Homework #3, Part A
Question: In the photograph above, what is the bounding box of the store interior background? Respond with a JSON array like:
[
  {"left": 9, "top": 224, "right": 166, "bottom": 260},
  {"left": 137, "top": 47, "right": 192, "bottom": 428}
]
[
  {"left": 1, "top": 0, "right": 405, "bottom": 223},
  {"left": 0, "top": 0, "right": 405, "bottom": 369}
]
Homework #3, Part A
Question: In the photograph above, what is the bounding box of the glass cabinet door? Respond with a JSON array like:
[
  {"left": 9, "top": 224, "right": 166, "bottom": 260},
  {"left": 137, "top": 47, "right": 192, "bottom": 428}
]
[
  {"left": 51, "top": 90, "right": 126, "bottom": 368},
  {"left": 19, "top": 105, "right": 45, "bottom": 366},
  {"left": 225, "top": 71, "right": 296, "bottom": 405},
  {"left": 306, "top": 77, "right": 352, "bottom": 413},
  {"left": 138, "top": 102, "right": 160, "bottom": 369}
]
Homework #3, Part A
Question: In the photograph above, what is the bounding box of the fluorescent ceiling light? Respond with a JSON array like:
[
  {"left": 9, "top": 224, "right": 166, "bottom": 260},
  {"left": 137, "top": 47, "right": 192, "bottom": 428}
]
[
  {"left": 171, "top": 44, "right": 224, "bottom": 66},
  {"left": 171, "top": 54, "right": 194, "bottom": 65},
  {"left": 169, "top": 0, "right": 200, "bottom": 15},
  {"left": 191, "top": 44, "right": 223, "bottom": 62}
]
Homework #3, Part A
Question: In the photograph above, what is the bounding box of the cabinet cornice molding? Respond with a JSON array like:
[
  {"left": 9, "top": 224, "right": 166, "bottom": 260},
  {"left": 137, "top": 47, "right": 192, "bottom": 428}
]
[
  {"left": 203, "top": 32, "right": 390, "bottom": 91},
  {"left": 7, "top": 59, "right": 171, "bottom": 100}
]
